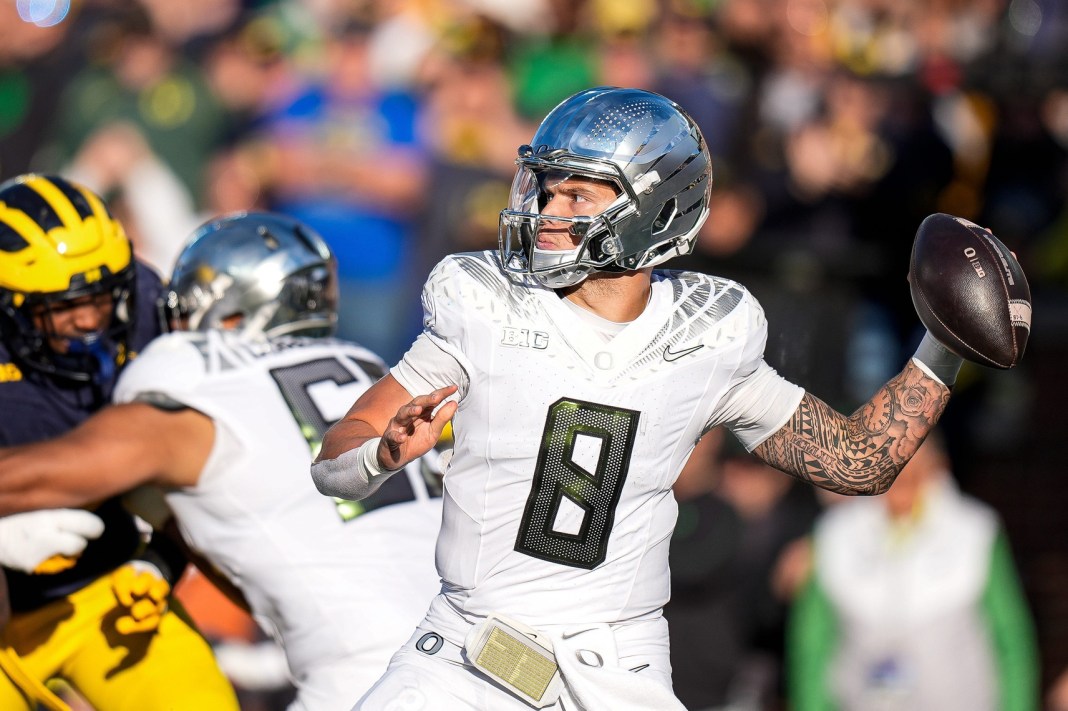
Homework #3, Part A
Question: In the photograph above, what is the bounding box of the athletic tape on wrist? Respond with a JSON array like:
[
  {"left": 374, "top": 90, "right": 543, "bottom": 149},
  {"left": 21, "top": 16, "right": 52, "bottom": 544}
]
[
  {"left": 357, "top": 437, "right": 402, "bottom": 480},
  {"left": 911, "top": 331, "right": 963, "bottom": 387}
]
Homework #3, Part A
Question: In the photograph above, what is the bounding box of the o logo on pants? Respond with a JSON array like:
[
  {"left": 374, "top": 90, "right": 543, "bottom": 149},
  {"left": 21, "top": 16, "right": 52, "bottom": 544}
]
[{"left": 415, "top": 632, "right": 443, "bottom": 656}]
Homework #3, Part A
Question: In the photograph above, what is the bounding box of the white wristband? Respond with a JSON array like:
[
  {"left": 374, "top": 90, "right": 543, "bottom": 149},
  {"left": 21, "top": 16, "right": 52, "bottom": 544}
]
[{"left": 358, "top": 436, "right": 402, "bottom": 479}]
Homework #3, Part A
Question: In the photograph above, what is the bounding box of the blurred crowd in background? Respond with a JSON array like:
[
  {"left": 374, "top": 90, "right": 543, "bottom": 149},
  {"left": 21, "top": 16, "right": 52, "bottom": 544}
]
[{"left": 3, "top": 0, "right": 1068, "bottom": 709}]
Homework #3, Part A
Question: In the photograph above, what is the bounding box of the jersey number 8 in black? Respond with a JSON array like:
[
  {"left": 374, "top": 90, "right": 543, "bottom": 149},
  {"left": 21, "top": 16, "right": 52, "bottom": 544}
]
[{"left": 515, "top": 398, "right": 640, "bottom": 569}]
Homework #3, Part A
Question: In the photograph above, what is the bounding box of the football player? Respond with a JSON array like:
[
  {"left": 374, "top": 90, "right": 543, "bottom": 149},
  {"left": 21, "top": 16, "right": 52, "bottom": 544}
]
[
  {"left": 312, "top": 87, "right": 972, "bottom": 710},
  {"left": 0, "top": 174, "right": 238, "bottom": 710},
  {"left": 0, "top": 212, "right": 443, "bottom": 710}
]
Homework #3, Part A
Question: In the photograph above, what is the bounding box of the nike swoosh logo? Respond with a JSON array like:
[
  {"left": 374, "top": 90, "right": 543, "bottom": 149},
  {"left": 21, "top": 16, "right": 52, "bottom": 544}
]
[
  {"left": 663, "top": 343, "right": 704, "bottom": 362},
  {"left": 629, "top": 664, "right": 650, "bottom": 673}
]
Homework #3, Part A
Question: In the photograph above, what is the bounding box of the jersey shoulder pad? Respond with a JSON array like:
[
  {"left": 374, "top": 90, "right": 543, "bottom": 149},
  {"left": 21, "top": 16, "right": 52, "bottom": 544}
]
[
  {"left": 114, "top": 332, "right": 209, "bottom": 405},
  {"left": 294, "top": 336, "right": 390, "bottom": 380},
  {"left": 658, "top": 270, "right": 764, "bottom": 337},
  {"left": 422, "top": 251, "right": 533, "bottom": 335},
  {"left": 300, "top": 336, "right": 386, "bottom": 364},
  {"left": 424, "top": 251, "right": 506, "bottom": 294}
]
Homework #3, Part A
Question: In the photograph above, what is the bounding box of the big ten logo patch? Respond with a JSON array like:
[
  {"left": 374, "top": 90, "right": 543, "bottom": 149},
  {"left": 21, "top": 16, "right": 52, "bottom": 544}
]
[{"left": 501, "top": 327, "right": 549, "bottom": 350}]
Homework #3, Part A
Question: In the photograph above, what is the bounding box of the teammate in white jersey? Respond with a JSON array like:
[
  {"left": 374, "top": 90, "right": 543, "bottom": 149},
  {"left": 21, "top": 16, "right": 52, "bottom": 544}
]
[
  {"left": 0, "top": 213, "right": 443, "bottom": 710},
  {"left": 312, "top": 87, "right": 969, "bottom": 710}
]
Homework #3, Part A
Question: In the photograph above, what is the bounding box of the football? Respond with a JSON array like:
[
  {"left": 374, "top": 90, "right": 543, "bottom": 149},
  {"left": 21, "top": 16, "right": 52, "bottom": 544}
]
[{"left": 909, "top": 213, "right": 1031, "bottom": 369}]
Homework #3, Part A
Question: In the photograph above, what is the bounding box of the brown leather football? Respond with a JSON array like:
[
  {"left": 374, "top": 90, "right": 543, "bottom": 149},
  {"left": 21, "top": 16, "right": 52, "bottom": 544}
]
[{"left": 909, "top": 213, "right": 1031, "bottom": 369}]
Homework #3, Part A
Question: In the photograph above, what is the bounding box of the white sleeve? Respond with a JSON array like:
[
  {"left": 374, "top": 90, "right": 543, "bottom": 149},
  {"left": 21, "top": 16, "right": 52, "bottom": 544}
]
[
  {"left": 390, "top": 332, "right": 469, "bottom": 400},
  {"left": 713, "top": 360, "right": 805, "bottom": 451},
  {"left": 114, "top": 333, "right": 207, "bottom": 405}
]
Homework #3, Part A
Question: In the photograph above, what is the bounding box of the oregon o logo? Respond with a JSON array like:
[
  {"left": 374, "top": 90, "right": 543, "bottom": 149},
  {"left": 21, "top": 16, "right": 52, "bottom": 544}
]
[{"left": 415, "top": 632, "right": 443, "bottom": 656}]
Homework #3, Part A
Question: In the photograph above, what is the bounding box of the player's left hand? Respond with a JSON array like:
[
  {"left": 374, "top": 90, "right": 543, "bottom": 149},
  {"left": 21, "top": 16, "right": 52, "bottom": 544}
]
[{"left": 111, "top": 561, "right": 170, "bottom": 634}]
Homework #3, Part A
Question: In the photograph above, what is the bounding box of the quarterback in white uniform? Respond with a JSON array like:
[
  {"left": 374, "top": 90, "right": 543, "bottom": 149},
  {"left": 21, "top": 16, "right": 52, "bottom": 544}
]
[
  {"left": 389, "top": 252, "right": 801, "bottom": 634},
  {"left": 313, "top": 88, "right": 966, "bottom": 710},
  {"left": 0, "top": 213, "right": 443, "bottom": 710}
]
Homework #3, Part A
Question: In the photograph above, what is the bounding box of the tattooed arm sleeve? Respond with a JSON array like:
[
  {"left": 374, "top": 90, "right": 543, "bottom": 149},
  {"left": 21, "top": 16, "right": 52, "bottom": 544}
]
[{"left": 752, "top": 360, "right": 951, "bottom": 495}]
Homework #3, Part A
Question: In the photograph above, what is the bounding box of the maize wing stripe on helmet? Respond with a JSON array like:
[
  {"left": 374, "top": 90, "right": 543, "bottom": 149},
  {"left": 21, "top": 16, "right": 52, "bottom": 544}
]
[{"left": 0, "top": 174, "right": 131, "bottom": 298}]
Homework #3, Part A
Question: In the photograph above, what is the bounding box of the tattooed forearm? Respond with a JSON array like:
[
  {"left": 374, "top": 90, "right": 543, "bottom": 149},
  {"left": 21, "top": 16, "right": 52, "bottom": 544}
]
[{"left": 753, "top": 360, "right": 951, "bottom": 495}]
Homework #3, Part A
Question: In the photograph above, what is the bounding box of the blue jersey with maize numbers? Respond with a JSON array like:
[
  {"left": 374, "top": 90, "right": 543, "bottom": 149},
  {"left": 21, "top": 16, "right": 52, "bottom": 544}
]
[{"left": 0, "top": 262, "right": 163, "bottom": 612}]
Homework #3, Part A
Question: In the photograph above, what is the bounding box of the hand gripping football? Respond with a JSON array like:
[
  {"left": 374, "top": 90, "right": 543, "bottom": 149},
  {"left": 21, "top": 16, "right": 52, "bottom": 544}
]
[{"left": 909, "top": 213, "right": 1031, "bottom": 369}]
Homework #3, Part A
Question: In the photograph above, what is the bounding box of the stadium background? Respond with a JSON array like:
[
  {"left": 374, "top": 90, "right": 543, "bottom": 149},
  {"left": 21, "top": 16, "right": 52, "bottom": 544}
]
[{"left": 3, "top": 0, "right": 1067, "bottom": 707}]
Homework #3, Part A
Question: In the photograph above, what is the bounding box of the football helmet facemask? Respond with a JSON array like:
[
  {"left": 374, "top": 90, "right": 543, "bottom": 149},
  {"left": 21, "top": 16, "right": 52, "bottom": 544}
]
[
  {"left": 499, "top": 86, "right": 713, "bottom": 288},
  {"left": 162, "top": 212, "right": 338, "bottom": 339},
  {"left": 0, "top": 174, "right": 136, "bottom": 383}
]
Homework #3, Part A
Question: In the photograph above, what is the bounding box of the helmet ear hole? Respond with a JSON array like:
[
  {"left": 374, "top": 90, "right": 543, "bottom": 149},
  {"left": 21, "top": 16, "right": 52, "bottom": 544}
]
[{"left": 652, "top": 199, "right": 677, "bottom": 235}]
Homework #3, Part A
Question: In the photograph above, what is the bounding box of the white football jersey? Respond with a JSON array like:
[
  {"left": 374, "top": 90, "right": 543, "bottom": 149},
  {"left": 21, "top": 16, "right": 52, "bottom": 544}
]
[
  {"left": 114, "top": 331, "right": 443, "bottom": 709},
  {"left": 391, "top": 251, "right": 804, "bottom": 638}
]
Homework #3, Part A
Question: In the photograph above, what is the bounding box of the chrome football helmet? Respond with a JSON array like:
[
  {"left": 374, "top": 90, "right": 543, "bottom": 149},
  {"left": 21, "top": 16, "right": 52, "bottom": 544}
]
[
  {"left": 162, "top": 212, "right": 338, "bottom": 338},
  {"left": 499, "top": 87, "right": 712, "bottom": 288}
]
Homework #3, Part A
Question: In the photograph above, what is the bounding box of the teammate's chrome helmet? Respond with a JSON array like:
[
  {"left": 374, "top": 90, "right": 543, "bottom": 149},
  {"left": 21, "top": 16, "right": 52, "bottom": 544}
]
[
  {"left": 499, "top": 87, "right": 712, "bottom": 288},
  {"left": 0, "top": 174, "right": 137, "bottom": 382},
  {"left": 162, "top": 212, "right": 338, "bottom": 338}
]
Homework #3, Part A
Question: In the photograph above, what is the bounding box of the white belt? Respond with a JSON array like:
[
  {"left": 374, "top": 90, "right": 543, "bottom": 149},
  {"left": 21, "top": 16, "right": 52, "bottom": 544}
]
[
  {"left": 404, "top": 616, "right": 563, "bottom": 708},
  {"left": 403, "top": 617, "right": 685, "bottom": 711}
]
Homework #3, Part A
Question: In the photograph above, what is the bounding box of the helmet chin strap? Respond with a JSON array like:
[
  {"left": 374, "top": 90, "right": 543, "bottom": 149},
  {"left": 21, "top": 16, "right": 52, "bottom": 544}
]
[
  {"left": 533, "top": 271, "right": 589, "bottom": 289},
  {"left": 529, "top": 249, "right": 591, "bottom": 288}
]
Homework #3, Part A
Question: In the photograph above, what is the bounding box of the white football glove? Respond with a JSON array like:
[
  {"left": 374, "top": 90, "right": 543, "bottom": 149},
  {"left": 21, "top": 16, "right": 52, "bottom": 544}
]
[{"left": 0, "top": 509, "right": 105, "bottom": 574}]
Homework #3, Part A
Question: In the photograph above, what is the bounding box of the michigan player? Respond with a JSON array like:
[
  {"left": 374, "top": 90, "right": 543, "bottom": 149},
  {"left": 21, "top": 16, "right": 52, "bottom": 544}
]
[
  {"left": 0, "top": 174, "right": 238, "bottom": 710},
  {"left": 312, "top": 87, "right": 973, "bottom": 710},
  {"left": 0, "top": 212, "right": 443, "bottom": 710}
]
